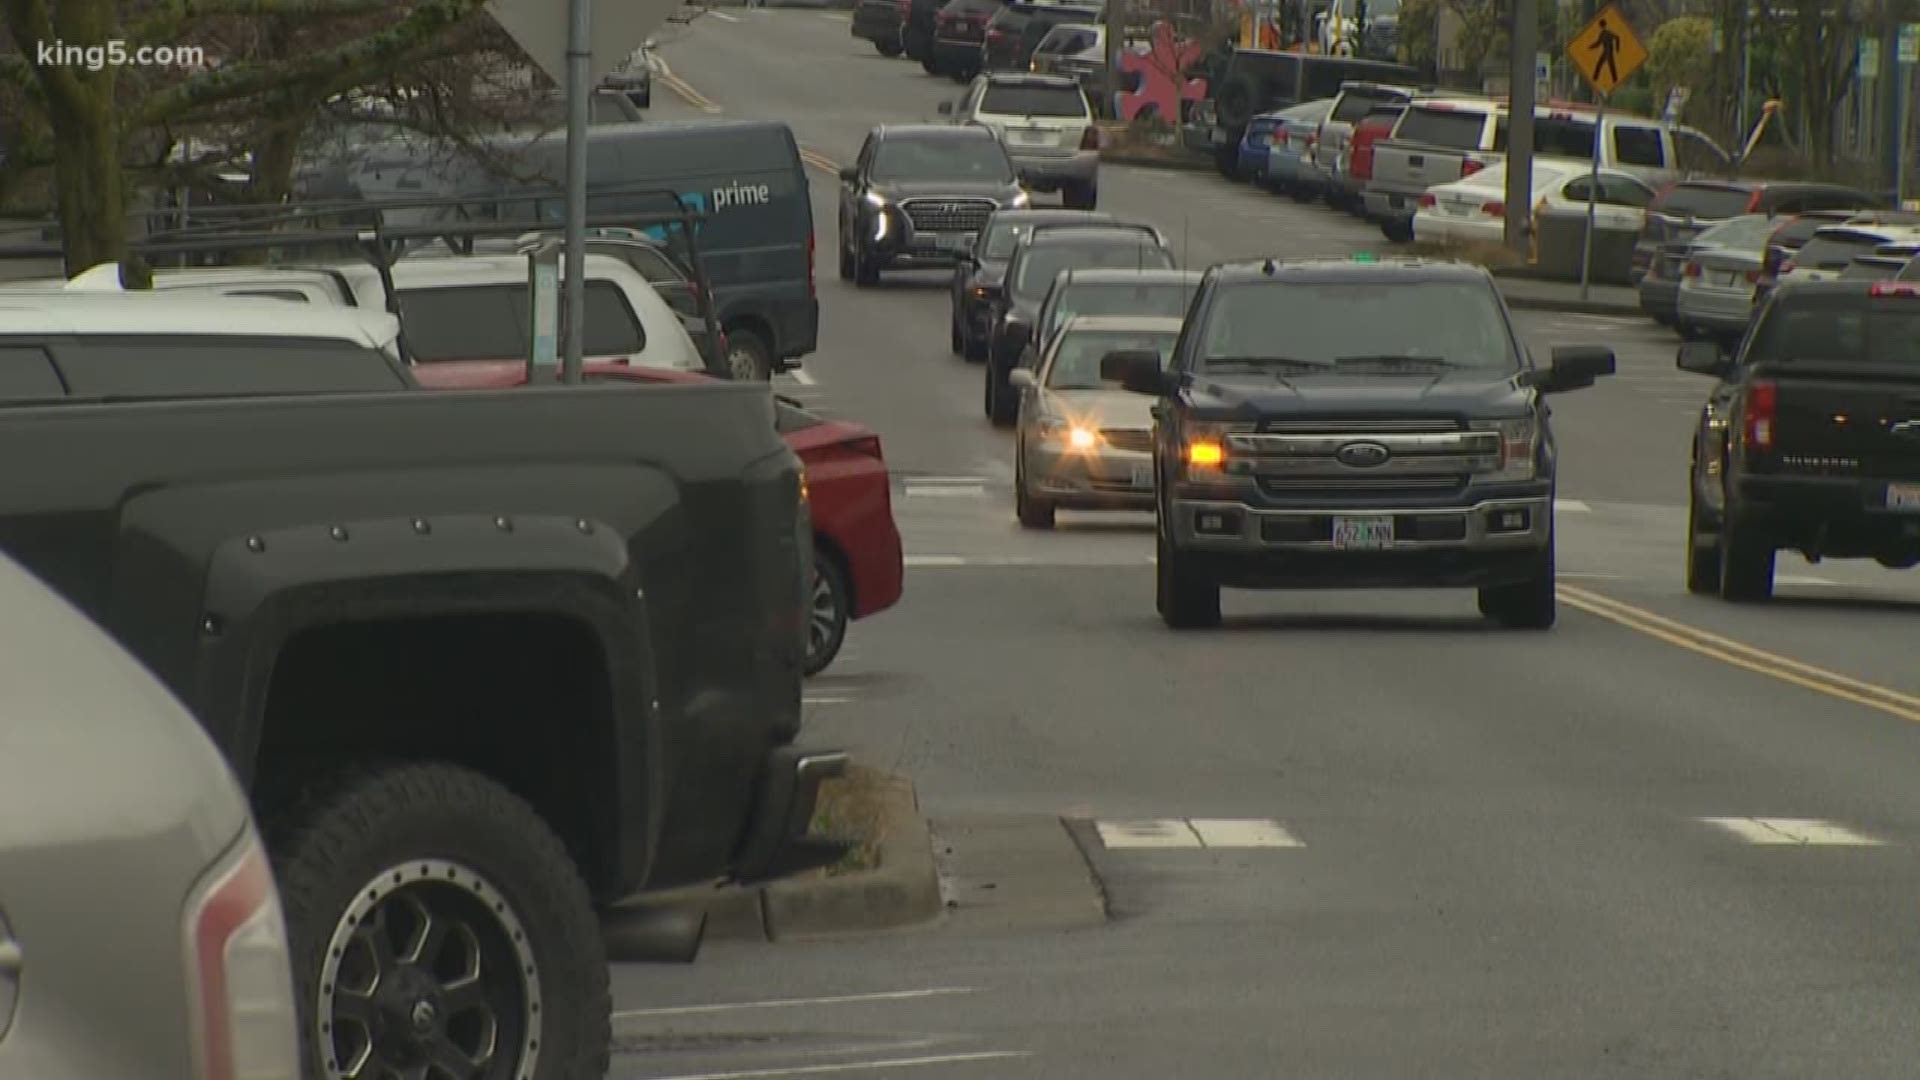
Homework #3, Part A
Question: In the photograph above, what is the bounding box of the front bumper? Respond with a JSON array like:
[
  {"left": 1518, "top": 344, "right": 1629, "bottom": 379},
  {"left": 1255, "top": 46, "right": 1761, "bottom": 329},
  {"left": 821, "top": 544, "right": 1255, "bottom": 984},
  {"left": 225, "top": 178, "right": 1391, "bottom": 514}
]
[
  {"left": 864, "top": 204, "right": 985, "bottom": 267},
  {"left": 1025, "top": 440, "right": 1155, "bottom": 509},
  {"left": 1010, "top": 149, "right": 1098, "bottom": 188},
  {"left": 729, "top": 746, "right": 850, "bottom": 885},
  {"left": 1166, "top": 490, "right": 1552, "bottom": 588}
]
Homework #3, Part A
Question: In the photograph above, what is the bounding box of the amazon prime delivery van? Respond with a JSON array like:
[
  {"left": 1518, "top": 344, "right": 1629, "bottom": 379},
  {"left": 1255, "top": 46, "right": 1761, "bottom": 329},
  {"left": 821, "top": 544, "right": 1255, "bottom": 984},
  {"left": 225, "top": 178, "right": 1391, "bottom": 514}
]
[{"left": 360, "top": 119, "right": 817, "bottom": 378}]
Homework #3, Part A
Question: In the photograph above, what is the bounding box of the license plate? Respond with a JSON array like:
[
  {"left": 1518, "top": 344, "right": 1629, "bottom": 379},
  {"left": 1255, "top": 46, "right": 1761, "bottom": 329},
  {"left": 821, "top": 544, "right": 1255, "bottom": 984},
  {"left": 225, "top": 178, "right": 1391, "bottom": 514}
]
[
  {"left": 1888, "top": 482, "right": 1920, "bottom": 511},
  {"left": 1131, "top": 463, "right": 1153, "bottom": 488},
  {"left": 1009, "top": 128, "right": 1050, "bottom": 146},
  {"left": 1332, "top": 516, "right": 1394, "bottom": 550},
  {"left": 1710, "top": 270, "right": 1737, "bottom": 286}
]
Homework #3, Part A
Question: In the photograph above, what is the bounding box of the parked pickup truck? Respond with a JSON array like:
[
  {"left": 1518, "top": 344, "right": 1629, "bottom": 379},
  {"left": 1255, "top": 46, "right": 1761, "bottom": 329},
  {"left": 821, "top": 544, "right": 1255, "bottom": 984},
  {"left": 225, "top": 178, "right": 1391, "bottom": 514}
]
[
  {"left": 1103, "top": 256, "right": 1614, "bottom": 630},
  {"left": 0, "top": 291, "right": 844, "bottom": 1080},
  {"left": 1679, "top": 279, "right": 1920, "bottom": 600},
  {"left": 1365, "top": 97, "right": 1724, "bottom": 242}
]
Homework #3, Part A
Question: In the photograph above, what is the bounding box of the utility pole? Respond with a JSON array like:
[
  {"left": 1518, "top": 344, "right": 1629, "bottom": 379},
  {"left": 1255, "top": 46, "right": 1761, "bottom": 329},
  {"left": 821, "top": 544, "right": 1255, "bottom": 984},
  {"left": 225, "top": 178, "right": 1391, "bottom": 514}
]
[
  {"left": 560, "top": 0, "right": 592, "bottom": 383},
  {"left": 1505, "top": 0, "right": 1538, "bottom": 254},
  {"left": 1103, "top": 0, "right": 1126, "bottom": 122}
]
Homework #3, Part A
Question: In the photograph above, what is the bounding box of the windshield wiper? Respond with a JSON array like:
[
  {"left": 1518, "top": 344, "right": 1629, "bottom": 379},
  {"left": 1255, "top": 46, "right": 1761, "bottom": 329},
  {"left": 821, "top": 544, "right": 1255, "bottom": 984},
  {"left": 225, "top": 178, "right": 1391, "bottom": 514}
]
[
  {"left": 1332, "top": 354, "right": 1465, "bottom": 371},
  {"left": 1205, "top": 356, "right": 1333, "bottom": 372}
]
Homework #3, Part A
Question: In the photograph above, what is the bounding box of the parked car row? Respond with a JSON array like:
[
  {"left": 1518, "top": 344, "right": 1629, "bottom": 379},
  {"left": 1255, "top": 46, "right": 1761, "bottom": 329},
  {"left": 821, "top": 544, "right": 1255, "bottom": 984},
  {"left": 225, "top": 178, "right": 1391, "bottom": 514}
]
[{"left": 856, "top": 0, "right": 1100, "bottom": 84}]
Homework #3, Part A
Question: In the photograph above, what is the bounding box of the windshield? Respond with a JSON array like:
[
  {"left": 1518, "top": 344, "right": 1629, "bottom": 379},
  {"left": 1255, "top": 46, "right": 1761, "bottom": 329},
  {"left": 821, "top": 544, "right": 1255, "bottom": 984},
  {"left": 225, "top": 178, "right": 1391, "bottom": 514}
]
[
  {"left": 1048, "top": 282, "right": 1197, "bottom": 331},
  {"left": 1199, "top": 280, "right": 1517, "bottom": 371},
  {"left": 1695, "top": 214, "right": 1776, "bottom": 251},
  {"left": 1794, "top": 233, "right": 1901, "bottom": 271},
  {"left": 980, "top": 84, "right": 1088, "bottom": 118},
  {"left": 1015, "top": 243, "right": 1175, "bottom": 298},
  {"left": 871, "top": 136, "right": 1013, "bottom": 182},
  {"left": 1748, "top": 297, "right": 1920, "bottom": 365},
  {"left": 1046, "top": 330, "right": 1180, "bottom": 389}
]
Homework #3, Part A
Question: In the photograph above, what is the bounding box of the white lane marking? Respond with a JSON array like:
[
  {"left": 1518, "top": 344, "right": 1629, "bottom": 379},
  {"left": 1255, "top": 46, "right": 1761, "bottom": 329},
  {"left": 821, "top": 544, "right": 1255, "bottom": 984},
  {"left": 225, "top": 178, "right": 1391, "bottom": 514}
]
[
  {"left": 1095, "top": 819, "right": 1204, "bottom": 848},
  {"left": 708, "top": 8, "right": 740, "bottom": 19},
  {"left": 788, "top": 367, "right": 817, "bottom": 386},
  {"left": 1554, "top": 499, "right": 1591, "bottom": 513},
  {"left": 1187, "top": 818, "right": 1303, "bottom": 848},
  {"left": 1556, "top": 571, "right": 1625, "bottom": 580},
  {"left": 820, "top": 10, "right": 852, "bottom": 18},
  {"left": 904, "top": 554, "right": 970, "bottom": 567},
  {"left": 904, "top": 475, "right": 989, "bottom": 485},
  {"left": 1700, "top": 817, "right": 1883, "bottom": 846},
  {"left": 903, "top": 477, "right": 988, "bottom": 497},
  {"left": 640, "top": 1051, "right": 1030, "bottom": 1079},
  {"left": 1775, "top": 574, "right": 1838, "bottom": 586},
  {"left": 614, "top": 987, "right": 974, "bottom": 1020},
  {"left": 804, "top": 696, "right": 854, "bottom": 705}
]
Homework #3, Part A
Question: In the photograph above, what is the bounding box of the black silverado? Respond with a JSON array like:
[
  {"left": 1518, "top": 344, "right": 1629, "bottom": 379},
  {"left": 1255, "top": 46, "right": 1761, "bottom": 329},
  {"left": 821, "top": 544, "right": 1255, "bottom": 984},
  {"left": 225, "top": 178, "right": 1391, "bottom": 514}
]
[
  {"left": 1105, "top": 257, "right": 1614, "bottom": 629},
  {"left": 0, "top": 333, "right": 842, "bottom": 1077},
  {"left": 1681, "top": 279, "right": 1920, "bottom": 599}
]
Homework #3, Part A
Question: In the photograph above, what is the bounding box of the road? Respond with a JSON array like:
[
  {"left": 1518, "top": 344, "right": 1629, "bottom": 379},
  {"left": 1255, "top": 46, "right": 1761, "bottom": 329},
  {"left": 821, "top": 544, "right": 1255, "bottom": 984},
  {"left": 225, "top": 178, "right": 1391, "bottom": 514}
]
[{"left": 610, "top": 13, "right": 1920, "bottom": 1079}]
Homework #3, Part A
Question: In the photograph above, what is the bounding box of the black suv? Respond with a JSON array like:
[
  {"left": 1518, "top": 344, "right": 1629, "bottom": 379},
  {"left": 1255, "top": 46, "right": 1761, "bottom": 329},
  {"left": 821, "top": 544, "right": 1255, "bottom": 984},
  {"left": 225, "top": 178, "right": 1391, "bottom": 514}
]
[
  {"left": 1678, "top": 279, "right": 1920, "bottom": 601},
  {"left": 952, "top": 207, "right": 1115, "bottom": 361},
  {"left": 986, "top": 223, "right": 1175, "bottom": 424},
  {"left": 980, "top": 0, "right": 1101, "bottom": 71},
  {"left": 1104, "top": 257, "right": 1613, "bottom": 629},
  {"left": 838, "top": 124, "right": 1030, "bottom": 287}
]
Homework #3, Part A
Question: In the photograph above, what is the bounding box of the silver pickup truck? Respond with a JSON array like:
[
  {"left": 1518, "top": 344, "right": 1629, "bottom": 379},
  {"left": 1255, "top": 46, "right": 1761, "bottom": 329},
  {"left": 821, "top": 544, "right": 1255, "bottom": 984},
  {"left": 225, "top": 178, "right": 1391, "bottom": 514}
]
[{"left": 1365, "top": 97, "right": 1726, "bottom": 241}]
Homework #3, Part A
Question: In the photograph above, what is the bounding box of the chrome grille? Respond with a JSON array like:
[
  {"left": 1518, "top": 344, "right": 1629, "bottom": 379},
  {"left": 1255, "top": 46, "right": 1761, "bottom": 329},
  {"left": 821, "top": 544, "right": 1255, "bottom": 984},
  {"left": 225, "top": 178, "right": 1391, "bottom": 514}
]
[
  {"left": 1101, "top": 428, "right": 1152, "bottom": 452},
  {"left": 1258, "top": 475, "right": 1466, "bottom": 499},
  {"left": 1258, "top": 418, "right": 1461, "bottom": 433},
  {"left": 902, "top": 199, "right": 996, "bottom": 234}
]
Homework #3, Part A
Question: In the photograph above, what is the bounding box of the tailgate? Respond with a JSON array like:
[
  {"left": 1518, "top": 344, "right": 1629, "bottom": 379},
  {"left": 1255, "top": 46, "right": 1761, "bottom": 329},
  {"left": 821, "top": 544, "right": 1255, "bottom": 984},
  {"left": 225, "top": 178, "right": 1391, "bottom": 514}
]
[
  {"left": 1768, "top": 369, "right": 1920, "bottom": 479},
  {"left": 995, "top": 118, "right": 1078, "bottom": 152},
  {"left": 1370, "top": 140, "right": 1478, "bottom": 193}
]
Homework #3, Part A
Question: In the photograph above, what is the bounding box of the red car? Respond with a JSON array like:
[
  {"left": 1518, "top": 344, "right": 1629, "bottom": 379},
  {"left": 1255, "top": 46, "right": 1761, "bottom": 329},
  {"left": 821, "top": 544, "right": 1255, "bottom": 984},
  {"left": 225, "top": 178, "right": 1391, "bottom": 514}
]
[{"left": 415, "top": 361, "right": 902, "bottom": 675}]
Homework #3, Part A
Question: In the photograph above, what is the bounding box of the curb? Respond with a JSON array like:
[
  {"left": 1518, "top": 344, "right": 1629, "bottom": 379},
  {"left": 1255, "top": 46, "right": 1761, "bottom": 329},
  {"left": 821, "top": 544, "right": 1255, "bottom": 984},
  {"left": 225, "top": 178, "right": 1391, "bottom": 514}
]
[
  {"left": 1498, "top": 291, "right": 1644, "bottom": 318},
  {"left": 621, "top": 771, "right": 943, "bottom": 946},
  {"left": 1099, "top": 150, "right": 1215, "bottom": 173}
]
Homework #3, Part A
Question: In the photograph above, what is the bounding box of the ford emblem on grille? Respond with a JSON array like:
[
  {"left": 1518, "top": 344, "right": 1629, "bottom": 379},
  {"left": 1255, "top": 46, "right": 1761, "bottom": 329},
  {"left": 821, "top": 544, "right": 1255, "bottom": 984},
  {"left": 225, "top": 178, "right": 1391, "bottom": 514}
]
[{"left": 1335, "top": 441, "right": 1392, "bottom": 468}]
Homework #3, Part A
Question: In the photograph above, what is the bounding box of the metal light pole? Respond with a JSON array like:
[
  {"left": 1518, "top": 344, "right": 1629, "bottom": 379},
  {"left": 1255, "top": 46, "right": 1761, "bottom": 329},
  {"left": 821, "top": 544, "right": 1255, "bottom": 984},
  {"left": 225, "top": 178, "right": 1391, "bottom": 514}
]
[
  {"left": 561, "top": 0, "right": 592, "bottom": 383},
  {"left": 1504, "top": 0, "right": 1537, "bottom": 255}
]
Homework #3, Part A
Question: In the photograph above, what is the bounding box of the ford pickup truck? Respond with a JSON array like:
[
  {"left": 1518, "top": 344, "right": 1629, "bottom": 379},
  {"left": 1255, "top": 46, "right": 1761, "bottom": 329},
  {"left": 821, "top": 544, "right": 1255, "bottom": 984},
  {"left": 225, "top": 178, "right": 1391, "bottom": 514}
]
[
  {"left": 1103, "top": 256, "right": 1613, "bottom": 629},
  {"left": 0, "top": 291, "right": 843, "bottom": 1080},
  {"left": 1679, "top": 279, "right": 1920, "bottom": 600}
]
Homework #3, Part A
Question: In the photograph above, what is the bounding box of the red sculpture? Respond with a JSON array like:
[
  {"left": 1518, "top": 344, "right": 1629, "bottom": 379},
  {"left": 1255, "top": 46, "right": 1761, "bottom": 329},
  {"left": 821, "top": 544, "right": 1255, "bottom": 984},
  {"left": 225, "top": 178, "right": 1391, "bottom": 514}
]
[{"left": 1116, "top": 21, "right": 1208, "bottom": 124}]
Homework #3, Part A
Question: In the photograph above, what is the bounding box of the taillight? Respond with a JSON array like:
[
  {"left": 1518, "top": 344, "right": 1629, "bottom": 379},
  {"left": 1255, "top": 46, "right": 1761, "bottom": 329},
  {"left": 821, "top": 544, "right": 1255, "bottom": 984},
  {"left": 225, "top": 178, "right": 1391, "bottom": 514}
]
[
  {"left": 1460, "top": 159, "right": 1485, "bottom": 177},
  {"left": 1481, "top": 200, "right": 1505, "bottom": 217},
  {"left": 1868, "top": 281, "right": 1920, "bottom": 298},
  {"left": 1417, "top": 193, "right": 1436, "bottom": 209},
  {"left": 186, "top": 829, "right": 298, "bottom": 1080},
  {"left": 1080, "top": 126, "right": 1101, "bottom": 150},
  {"left": 1743, "top": 379, "right": 1777, "bottom": 451},
  {"left": 1683, "top": 261, "right": 1702, "bottom": 278}
]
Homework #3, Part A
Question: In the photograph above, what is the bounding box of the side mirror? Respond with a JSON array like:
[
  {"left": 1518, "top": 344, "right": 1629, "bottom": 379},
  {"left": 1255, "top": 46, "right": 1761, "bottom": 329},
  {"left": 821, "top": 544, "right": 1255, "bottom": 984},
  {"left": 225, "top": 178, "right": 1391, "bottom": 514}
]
[
  {"left": 1101, "top": 350, "right": 1169, "bottom": 394},
  {"left": 1676, "top": 340, "right": 1732, "bottom": 377},
  {"left": 839, "top": 166, "right": 859, "bottom": 184},
  {"left": 1533, "top": 345, "right": 1616, "bottom": 393},
  {"left": 937, "top": 101, "right": 954, "bottom": 116},
  {"left": 1008, "top": 367, "right": 1036, "bottom": 388}
]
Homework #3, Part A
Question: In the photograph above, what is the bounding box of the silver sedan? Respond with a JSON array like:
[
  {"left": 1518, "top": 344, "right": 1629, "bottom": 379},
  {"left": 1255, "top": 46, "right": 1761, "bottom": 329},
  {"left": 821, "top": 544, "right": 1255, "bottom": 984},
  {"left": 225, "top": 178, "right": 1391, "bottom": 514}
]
[{"left": 1010, "top": 315, "right": 1184, "bottom": 529}]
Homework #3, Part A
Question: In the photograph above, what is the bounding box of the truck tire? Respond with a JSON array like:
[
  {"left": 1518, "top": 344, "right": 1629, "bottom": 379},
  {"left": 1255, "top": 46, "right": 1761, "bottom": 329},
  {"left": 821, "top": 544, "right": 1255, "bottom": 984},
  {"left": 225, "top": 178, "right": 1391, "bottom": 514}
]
[
  {"left": 951, "top": 312, "right": 966, "bottom": 355},
  {"left": 1380, "top": 217, "right": 1414, "bottom": 243},
  {"left": 1685, "top": 491, "right": 1721, "bottom": 595},
  {"left": 1477, "top": 539, "right": 1556, "bottom": 629},
  {"left": 854, "top": 245, "right": 881, "bottom": 287},
  {"left": 986, "top": 364, "right": 1016, "bottom": 427},
  {"left": 805, "top": 550, "right": 850, "bottom": 676},
  {"left": 1718, "top": 520, "right": 1775, "bottom": 601},
  {"left": 271, "top": 763, "right": 609, "bottom": 1080},
  {"left": 877, "top": 39, "right": 903, "bottom": 57},
  {"left": 921, "top": 54, "right": 941, "bottom": 75},
  {"left": 1015, "top": 458, "right": 1055, "bottom": 529},
  {"left": 839, "top": 235, "right": 855, "bottom": 280},
  {"left": 1155, "top": 524, "right": 1220, "bottom": 629},
  {"left": 725, "top": 324, "right": 774, "bottom": 381}
]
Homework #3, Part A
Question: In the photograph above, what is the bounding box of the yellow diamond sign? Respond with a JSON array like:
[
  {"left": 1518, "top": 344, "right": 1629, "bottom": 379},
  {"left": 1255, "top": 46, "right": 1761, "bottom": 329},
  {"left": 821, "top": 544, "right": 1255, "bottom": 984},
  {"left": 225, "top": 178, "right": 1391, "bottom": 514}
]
[{"left": 1566, "top": 4, "right": 1647, "bottom": 97}]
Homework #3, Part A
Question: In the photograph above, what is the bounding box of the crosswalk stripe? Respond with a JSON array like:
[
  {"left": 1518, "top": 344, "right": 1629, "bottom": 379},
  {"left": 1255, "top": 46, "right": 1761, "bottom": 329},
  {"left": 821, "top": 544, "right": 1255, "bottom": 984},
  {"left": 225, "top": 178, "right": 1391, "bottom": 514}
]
[{"left": 1094, "top": 817, "right": 1303, "bottom": 850}]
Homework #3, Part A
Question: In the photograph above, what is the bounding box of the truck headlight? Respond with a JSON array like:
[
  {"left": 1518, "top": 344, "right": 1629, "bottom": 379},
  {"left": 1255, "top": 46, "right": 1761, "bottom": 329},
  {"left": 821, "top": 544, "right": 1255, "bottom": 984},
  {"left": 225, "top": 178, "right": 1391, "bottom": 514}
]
[
  {"left": 1469, "top": 417, "right": 1538, "bottom": 482},
  {"left": 1180, "top": 420, "right": 1254, "bottom": 473}
]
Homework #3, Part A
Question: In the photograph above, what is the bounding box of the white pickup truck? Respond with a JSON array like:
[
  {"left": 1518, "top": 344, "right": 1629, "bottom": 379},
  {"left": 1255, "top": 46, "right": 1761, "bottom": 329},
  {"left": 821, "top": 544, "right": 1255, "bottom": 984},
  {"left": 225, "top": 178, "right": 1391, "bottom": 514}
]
[{"left": 1363, "top": 96, "right": 1728, "bottom": 242}]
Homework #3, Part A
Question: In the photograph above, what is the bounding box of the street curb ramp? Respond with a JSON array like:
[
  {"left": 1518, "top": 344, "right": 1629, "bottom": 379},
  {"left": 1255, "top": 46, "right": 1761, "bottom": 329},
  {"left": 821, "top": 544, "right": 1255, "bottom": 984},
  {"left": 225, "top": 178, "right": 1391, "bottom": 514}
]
[{"left": 609, "top": 770, "right": 943, "bottom": 949}]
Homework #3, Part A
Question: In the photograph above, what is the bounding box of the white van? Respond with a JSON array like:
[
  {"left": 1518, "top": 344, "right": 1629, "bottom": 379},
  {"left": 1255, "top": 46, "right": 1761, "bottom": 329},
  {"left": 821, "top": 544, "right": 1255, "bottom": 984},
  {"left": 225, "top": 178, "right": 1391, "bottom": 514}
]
[{"left": 58, "top": 253, "right": 705, "bottom": 373}]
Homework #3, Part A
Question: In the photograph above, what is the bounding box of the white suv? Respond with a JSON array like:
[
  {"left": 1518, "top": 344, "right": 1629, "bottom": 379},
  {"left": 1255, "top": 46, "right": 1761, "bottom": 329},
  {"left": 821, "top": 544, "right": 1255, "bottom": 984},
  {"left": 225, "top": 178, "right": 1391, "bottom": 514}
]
[{"left": 942, "top": 71, "right": 1101, "bottom": 209}]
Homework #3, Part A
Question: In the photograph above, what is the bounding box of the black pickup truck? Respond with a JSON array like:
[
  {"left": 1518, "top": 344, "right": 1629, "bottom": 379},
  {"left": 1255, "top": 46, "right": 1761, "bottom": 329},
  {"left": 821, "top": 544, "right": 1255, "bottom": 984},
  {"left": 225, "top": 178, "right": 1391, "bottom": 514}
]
[
  {"left": 1103, "top": 257, "right": 1614, "bottom": 629},
  {"left": 0, "top": 312, "right": 843, "bottom": 1079},
  {"left": 1680, "top": 279, "right": 1920, "bottom": 600}
]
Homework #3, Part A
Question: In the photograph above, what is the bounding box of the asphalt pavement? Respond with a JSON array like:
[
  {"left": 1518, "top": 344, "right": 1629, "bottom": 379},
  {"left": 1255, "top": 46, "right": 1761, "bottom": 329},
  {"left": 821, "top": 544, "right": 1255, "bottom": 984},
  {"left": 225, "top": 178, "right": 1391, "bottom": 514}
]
[{"left": 613, "top": 14, "right": 1920, "bottom": 1079}]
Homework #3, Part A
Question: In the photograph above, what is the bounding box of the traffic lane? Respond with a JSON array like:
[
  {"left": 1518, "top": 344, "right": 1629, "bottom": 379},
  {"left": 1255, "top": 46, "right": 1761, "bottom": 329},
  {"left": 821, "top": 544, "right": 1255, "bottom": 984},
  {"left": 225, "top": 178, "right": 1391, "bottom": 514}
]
[
  {"left": 1514, "top": 308, "right": 1701, "bottom": 508},
  {"left": 646, "top": 568, "right": 1920, "bottom": 1076}
]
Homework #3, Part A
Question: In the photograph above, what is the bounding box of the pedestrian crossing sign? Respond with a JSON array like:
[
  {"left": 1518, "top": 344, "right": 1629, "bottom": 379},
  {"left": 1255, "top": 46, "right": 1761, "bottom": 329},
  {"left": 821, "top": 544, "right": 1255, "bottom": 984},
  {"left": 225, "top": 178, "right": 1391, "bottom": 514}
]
[{"left": 1566, "top": 3, "right": 1646, "bottom": 97}]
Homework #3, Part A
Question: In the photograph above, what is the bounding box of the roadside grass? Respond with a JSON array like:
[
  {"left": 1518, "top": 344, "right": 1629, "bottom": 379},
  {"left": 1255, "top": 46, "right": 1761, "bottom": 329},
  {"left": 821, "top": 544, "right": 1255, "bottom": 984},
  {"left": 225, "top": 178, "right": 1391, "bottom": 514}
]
[
  {"left": 1403, "top": 237, "right": 1530, "bottom": 270},
  {"left": 807, "top": 762, "right": 892, "bottom": 876}
]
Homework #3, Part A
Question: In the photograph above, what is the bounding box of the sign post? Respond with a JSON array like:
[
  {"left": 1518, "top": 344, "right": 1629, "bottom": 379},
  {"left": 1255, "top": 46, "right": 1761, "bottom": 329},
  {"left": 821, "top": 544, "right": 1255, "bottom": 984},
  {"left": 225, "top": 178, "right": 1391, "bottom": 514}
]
[{"left": 1565, "top": 3, "right": 1647, "bottom": 301}]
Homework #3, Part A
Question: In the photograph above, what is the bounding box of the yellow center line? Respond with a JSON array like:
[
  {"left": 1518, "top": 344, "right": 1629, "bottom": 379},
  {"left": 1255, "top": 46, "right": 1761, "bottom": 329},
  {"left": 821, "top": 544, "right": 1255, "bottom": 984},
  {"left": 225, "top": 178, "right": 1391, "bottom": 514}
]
[
  {"left": 659, "top": 72, "right": 721, "bottom": 112},
  {"left": 1556, "top": 585, "right": 1920, "bottom": 724},
  {"left": 799, "top": 148, "right": 842, "bottom": 174}
]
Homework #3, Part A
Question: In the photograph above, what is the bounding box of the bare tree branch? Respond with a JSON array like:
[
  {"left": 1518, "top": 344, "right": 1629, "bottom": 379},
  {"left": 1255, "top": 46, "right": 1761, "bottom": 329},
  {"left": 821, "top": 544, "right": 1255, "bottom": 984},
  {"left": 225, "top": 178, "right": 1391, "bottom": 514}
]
[{"left": 128, "top": 0, "right": 393, "bottom": 41}]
